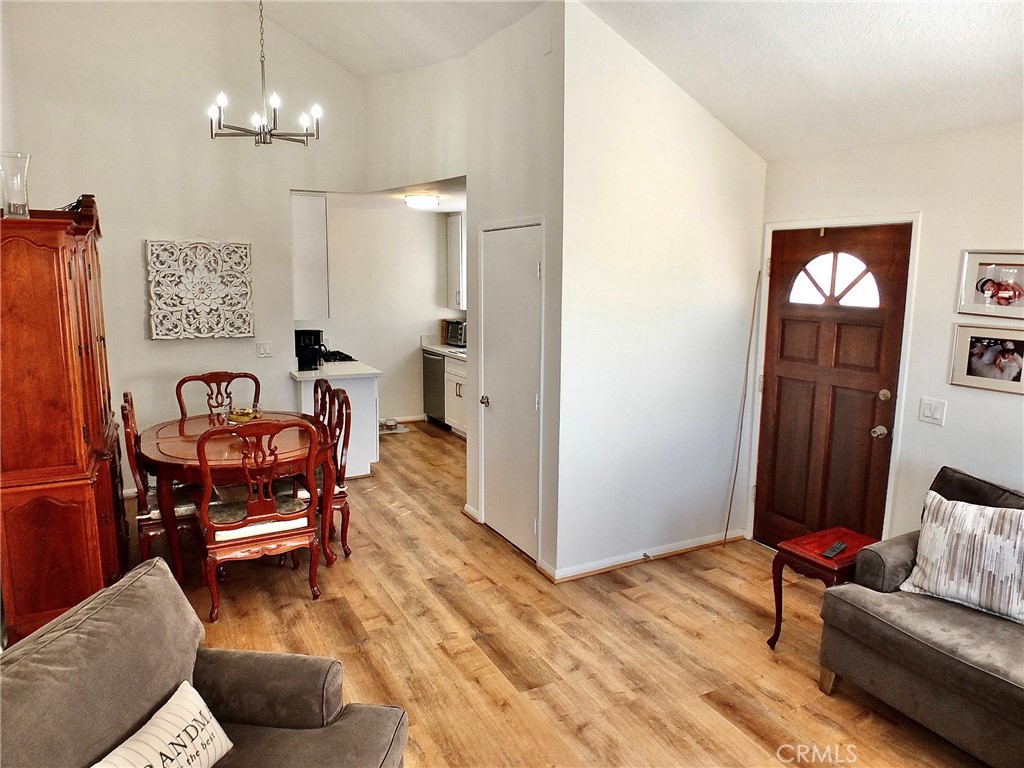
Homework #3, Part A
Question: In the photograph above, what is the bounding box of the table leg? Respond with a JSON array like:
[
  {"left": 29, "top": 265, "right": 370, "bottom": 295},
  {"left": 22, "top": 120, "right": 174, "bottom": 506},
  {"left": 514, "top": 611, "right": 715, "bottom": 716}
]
[
  {"left": 320, "top": 460, "right": 338, "bottom": 566},
  {"left": 767, "top": 552, "right": 785, "bottom": 650},
  {"left": 156, "top": 474, "right": 184, "bottom": 583}
]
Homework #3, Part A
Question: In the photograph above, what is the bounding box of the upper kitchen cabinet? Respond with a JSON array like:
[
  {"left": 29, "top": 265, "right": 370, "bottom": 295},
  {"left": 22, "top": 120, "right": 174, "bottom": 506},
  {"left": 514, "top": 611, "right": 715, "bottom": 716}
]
[
  {"left": 291, "top": 192, "right": 330, "bottom": 320},
  {"left": 447, "top": 212, "right": 466, "bottom": 310}
]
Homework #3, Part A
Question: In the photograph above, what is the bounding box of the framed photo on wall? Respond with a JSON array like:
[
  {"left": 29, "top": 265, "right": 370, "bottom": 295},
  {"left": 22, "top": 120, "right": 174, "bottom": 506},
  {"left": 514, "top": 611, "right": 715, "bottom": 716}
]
[
  {"left": 949, "top": 324, "right": 1024, "bottom": 395},
  {"left": 957, "top": 250, "right": 1024, "bottom": 320}
]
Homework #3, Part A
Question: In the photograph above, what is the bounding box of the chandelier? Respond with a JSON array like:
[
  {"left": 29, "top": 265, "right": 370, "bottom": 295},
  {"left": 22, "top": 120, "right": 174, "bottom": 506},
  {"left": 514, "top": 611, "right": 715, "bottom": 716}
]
[{"left": 207, "top": 0, "right": 321, "bottom": 146}]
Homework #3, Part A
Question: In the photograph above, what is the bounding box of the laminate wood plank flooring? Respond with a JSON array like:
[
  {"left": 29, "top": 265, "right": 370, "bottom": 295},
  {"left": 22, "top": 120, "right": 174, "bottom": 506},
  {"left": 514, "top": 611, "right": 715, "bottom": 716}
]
[{"left": 164, "top": 421, "right": 982, "bottom": 767}]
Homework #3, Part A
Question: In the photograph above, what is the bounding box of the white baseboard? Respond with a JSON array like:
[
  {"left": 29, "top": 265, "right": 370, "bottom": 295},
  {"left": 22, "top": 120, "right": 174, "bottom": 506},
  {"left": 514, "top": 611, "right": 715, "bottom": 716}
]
[
  {"left": 462, "top": 504, "right": 481, "bottom": 522},
  {"left": 548, "top": 529, "right": 748, "bottom": 582}
]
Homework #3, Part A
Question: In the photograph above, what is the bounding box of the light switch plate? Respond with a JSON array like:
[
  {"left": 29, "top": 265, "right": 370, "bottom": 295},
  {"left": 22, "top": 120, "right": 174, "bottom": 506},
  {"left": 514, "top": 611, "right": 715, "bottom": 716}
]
[
  {"left": 919, "top": 397, "right": 946, "bottom": 426},
  {"left": 256, "top": 341, "right": 273, "bottom": 358}
]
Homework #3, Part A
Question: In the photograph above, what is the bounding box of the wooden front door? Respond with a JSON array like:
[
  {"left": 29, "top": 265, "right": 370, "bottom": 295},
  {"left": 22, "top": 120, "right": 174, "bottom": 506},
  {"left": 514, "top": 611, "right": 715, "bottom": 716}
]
[{"left": 754, "top": 224, "right": 912, "bottom": 547}]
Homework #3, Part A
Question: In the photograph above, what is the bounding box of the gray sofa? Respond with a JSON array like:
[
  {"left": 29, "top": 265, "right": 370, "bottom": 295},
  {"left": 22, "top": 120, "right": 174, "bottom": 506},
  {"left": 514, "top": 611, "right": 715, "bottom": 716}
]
[
  {"left": 819, "top": 466, "right": 1024, "bottom": 768},
  {"left": 0, "top": 558, "right": 408, "bottom": 768}
]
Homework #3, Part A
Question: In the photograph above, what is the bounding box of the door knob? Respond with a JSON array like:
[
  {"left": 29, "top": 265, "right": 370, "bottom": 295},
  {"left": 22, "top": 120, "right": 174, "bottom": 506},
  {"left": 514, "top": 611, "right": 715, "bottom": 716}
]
[
  {"left": 870, "top": 425, "right": 889, "bottom": 438},
  {"left": 480, "top": 395, "right": 490, "bottom": 407},
  {"left": 878, "top": 389, "right": 892, "bottom": 401}
]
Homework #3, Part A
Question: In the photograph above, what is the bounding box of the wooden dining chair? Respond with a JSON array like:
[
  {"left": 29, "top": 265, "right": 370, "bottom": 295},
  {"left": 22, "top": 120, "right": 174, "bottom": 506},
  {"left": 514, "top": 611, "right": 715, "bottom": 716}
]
[
  {"left": 175, "top": 371, "right": 261, "bottom": 418},
  {"left": 121, "top": 392, "right": 201, "bottom": 562},
  {"left": 313, "top": 377, "right": 332, "bottom": 423},
  {"left": 196, "top": 418, "right": 321, "bottom": 622},
  {"left": 327, "top": 387, "right": 354, "bottom": 558},
  {"left": 288, "top": 386, "right": 353, "bottom": 561},
  {"left": 278, "top": 377, "right": 332, "bottom": 501}
]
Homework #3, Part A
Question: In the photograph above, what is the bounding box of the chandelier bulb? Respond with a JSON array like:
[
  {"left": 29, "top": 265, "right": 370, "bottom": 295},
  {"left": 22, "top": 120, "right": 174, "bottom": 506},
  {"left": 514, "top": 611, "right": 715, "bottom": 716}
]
[
  {"left": 269, "top": 92, "right": 281, "bottom": 109},
  {"left": 299, "top": 113, "right": 311, "bottom": 129},
  {"left": 251, "top": 112, "right": 264, "bottom": 128},
  {"left": 310, "top": 103, "right": 323, "bottom": 119},
  {"left": 207, "top": 105, "right": 219, "bottom": 120},
  {"left": 216, "top": 92, "right": 228, "bottom": 108}
]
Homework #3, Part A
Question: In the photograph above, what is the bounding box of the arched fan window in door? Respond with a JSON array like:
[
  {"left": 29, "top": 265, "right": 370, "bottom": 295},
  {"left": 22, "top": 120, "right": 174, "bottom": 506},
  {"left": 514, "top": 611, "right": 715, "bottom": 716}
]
[{"left": 789, "top": 252, "right": 881, "bottom": 308}]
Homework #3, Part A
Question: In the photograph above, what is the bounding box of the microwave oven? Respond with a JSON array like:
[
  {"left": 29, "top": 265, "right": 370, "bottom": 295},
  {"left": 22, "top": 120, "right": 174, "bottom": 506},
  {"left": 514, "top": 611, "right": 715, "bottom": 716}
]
[{"left": 443, "top": 319, "right": 467, "bottom": 347}]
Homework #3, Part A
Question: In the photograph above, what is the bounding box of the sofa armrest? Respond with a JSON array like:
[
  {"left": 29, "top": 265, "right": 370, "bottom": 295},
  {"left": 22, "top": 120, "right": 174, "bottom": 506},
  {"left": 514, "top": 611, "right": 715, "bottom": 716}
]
[
  {"left": 193, "top": 647, "right": 344, "bottom": 729},
  {"left": 854, "top": 530, "right": 920, "bottom": 592}
]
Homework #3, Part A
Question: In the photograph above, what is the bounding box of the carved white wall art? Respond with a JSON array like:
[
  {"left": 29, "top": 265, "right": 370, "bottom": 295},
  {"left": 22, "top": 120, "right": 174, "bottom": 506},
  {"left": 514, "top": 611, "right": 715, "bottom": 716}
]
[{"left": 146, "top": 239, "right": 253, "bottom": 339}]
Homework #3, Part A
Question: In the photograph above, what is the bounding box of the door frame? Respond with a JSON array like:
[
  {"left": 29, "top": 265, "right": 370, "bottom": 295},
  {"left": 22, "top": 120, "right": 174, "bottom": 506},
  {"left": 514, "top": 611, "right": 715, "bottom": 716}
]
[
  {"left": 476, "top": 215, "right": 547, "bottom": 565},
  {"left": 746, "top": 212, "right": 922, "bottom": 542}
]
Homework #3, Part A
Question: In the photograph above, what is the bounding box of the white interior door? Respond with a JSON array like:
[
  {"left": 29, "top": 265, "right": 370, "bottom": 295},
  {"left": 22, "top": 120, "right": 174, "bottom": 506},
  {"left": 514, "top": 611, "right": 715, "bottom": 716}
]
[{"left": 480, "top": 224, "right": 543, "bottom": 559}]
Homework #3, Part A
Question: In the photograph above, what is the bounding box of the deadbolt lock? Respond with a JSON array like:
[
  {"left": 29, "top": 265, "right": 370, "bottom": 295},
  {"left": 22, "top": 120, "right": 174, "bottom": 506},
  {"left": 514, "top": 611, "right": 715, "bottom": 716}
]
[{"left": 878, "top": 389, "right": 892, "bottom": 401}]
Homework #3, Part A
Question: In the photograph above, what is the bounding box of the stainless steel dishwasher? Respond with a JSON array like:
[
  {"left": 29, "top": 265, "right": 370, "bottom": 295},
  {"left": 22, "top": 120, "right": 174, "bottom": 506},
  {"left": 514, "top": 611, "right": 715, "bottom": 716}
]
[{"left": 422, "top": 350, "right": 445, "bottom": 424}]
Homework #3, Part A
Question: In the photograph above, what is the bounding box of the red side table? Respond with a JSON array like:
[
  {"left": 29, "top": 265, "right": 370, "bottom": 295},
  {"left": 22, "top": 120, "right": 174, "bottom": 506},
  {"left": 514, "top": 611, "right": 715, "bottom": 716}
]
[{"left": 767, "top": 526, "right": 878, "bottom": 650}]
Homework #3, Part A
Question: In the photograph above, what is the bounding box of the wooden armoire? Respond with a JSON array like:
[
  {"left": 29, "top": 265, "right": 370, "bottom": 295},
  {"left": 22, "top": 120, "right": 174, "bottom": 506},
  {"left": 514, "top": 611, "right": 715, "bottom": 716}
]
[{"left": 1, "top": 195, "right": 128, "bottom": 643}]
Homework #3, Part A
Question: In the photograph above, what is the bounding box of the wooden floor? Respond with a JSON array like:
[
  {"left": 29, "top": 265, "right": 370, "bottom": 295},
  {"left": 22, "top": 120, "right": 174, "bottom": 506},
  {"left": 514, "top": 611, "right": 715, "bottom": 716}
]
[{"left": 168, "top": 421, "right": 980, "bottom": 768}]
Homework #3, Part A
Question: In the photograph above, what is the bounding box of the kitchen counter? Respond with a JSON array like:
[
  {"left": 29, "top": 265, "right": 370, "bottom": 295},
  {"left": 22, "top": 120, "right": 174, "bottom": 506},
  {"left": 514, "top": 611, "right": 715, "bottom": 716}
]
[
  {"left": 289, "top": 361, "right": 383, "bottom": 381},
  {"left": 421, "top": 336, "right": 466, "bottom": 360},
  {"left": 289, "top": 361, "right": 381, "bottom": 477}
]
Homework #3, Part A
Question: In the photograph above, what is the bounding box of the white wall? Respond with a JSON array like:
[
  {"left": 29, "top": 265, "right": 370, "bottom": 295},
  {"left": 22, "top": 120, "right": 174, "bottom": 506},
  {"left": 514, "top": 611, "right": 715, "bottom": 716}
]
[
  {"left": 464, "top": 2, "right": 567, "bottom": 567},
  {"left": 1, "top": 2, "right": 364, "bottom": 431},
  {"left": 553, "top": 4, "right": 767, "bottom": 577},
  {"left": 324, "top": 197, "right": 450, "bottom": 420},
  {"left": 763, "top": 123, "right": 1024, "bottom": 536},
  {"left": 364, "top": 57, "right": 469, "bottom": 192}
]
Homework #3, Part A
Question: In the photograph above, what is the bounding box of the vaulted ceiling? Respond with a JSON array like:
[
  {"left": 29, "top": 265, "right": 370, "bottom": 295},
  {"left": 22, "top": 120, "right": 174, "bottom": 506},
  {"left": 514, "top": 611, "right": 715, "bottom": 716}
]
[{"left": 262, "top": 1, "right": 1023, "bottom": 160}]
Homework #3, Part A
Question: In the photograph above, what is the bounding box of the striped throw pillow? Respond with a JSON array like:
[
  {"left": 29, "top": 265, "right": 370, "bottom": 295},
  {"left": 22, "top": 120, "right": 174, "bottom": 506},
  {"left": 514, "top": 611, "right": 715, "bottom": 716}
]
[
  {"left": 92, "top": 681, "right": 233, "bottom": 768},
  {"left": 900, "top": 490, "right": 1024, "bottom": 623}
]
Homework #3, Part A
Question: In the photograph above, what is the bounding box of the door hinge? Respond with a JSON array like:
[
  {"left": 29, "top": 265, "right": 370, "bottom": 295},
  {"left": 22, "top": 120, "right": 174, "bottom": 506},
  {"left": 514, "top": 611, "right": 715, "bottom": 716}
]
[
  {"left": 537, "top": 262, "right": 542, "bottom": 280},
  {"left": 533, "top": 519, "right": 539, "bottom": 535},
  {"left": 535, "top": 393, "right": 540, "bottom": 411},
  {"left": 758, "top": 375, "right": 764, "bottom": 392},
  {"left": 766, "top": 257, "right": 771, "bottom": 277},
  {"left": 82, "top": 424, "right": 90, "bottom": 444}
]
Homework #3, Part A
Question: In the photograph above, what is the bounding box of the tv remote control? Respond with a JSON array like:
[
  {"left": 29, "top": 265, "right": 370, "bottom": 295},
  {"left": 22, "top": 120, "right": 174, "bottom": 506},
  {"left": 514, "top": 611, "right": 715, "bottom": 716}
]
[{"left": 822, "top": 541, "right": 847, "bottom": 558}]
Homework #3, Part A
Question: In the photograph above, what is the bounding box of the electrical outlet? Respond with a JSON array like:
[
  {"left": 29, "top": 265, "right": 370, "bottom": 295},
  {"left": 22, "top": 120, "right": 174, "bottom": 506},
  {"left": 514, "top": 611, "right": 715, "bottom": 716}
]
[
  {"left": 256, "top": 341, "right": 273, "bottom": 359},
  {"left": 919, "top": 397, "right": 946, "bottom": 426}
]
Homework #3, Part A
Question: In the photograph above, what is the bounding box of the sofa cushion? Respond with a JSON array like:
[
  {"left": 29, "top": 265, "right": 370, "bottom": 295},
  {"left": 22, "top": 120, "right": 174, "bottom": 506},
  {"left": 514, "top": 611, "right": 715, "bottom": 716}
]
[
  {"left": 929, "top": 465, "right": 1024, "bottom": 510},
  {"left": 821, "top": 583, "right": 1024, "bottom": 724},
  {"left": 0, "top": 558, "right": 205, "bottom": 768},
  {"left": 216, "top": 704, "right": 409, "bottom": 768},
  {"left": 92, "top": 681, "right": 233, "bottom": 768},
  {"left": 899, "top": 490, "right": 1024, "bottom": 622}
]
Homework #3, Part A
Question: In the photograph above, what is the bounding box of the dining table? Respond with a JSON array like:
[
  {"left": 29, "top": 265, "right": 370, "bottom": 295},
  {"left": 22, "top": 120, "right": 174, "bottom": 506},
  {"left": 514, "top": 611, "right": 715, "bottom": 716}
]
[{"left": 137, "top": 409, "right": 339, "bottom": 583}]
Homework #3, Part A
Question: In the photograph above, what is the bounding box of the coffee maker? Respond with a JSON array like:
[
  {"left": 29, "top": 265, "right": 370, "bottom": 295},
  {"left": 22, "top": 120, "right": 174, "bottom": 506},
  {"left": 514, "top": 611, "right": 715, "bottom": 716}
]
[{"left": 294, "top": 329, "right": 323, "bottom": 371}]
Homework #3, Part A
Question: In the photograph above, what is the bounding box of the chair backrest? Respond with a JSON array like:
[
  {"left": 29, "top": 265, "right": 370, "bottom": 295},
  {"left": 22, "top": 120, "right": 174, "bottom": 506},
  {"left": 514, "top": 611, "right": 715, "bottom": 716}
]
[
  {"left": 196, "top": 418, "right": 318, "bottom": 543},
  {"left": 175, "top": 371, "right": 261, "bottom": 418},
  {"left": 328, "top": 387, "right": 352, "bottom": 486},
  {"left": 312, "top": 378, "right": 332, "bottom": 423},
  {"left": 120, "top": 392, "right": 149, "bottom": 514}
]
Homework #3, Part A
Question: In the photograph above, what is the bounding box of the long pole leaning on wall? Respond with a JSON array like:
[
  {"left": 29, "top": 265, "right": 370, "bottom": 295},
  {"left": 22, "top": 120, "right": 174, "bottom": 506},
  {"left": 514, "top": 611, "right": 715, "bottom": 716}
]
[{"left": 722, "top": 269, "right": 763, "bottom": 546}]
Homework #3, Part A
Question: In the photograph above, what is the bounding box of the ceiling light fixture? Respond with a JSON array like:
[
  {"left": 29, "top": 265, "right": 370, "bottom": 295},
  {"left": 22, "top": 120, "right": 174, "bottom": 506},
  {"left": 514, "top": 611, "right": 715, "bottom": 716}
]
[
  {"left": 207, "top": 0, "right": 321, "bottom": 146},
  {"left": 404, "top": 195, "right": 440, "bottom": 210}
]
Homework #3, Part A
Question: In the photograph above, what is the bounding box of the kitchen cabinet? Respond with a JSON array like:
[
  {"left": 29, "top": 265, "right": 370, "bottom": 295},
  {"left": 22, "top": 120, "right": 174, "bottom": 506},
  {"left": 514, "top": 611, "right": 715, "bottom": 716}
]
[
  {"left": 444, "top": 356, "right": 467, "bottom": 436},
  {"left": 290, "top": 362, "right": 381, "bottom": 477},
  {"left": 447, "top": 212, "right": 466, "bottom": 310},
  {"left": 0, "top": 196, "right": 128, "bottom": 643},
  {"left": 291, "top": 192, "right": 329, "bottom": 321}
]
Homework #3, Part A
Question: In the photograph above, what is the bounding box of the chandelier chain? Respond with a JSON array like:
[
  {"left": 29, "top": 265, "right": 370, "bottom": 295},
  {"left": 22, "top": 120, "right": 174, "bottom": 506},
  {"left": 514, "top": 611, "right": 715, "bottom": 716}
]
[{"left": 258, "top": 0, "right": 266, "bottom": 64}]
